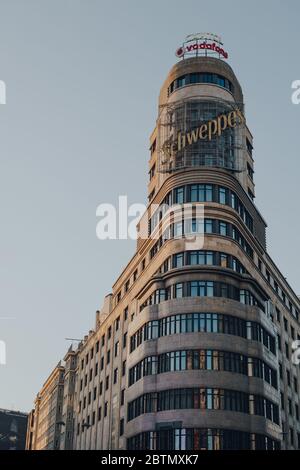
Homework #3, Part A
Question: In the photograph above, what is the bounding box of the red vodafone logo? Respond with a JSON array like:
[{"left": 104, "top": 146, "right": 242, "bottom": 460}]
[
  {"left": 175, "top": 46, "right": 184, "bottom": 58},
  {"left": 176, "top": 41, "right": 228, "bottom": 59}
]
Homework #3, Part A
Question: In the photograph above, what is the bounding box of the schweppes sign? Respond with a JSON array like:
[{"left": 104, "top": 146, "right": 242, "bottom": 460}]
[{"left": 162, "top": 108, "right": 245, "bottom": 156}]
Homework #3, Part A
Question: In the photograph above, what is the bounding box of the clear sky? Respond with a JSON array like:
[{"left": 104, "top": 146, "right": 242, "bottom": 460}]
[{"left": 0, "top": 0, "right": 300, "bottom": 412}]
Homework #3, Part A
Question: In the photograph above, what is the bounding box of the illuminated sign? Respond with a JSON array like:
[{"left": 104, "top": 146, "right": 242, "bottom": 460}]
[
  {"left": 175, "top": 32, "right": 228, "bottom": 60},
  {"left": 162, "top": 108, "right": 245, "bottom": 157}
]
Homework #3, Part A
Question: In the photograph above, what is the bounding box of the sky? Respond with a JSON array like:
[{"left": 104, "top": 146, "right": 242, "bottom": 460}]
[{"left": 0, "top": 0, "right": 300, "bottom": 412}]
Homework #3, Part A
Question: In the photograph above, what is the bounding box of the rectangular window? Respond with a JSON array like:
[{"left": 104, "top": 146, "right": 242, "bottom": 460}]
[
  {"left": 219, "top": 187, "right": 227, "bottom": 204},
  {"left": 120, "top": 418, "right": 124, "bottom": 436},
  {"left": 175, "top": 283, "right": 183, "bottom": 298},
  {"left": 174, "top": 187, "right": 184, "bottom": 204},
  {"left": 173, "top": 252, "right": 184, "bottom": 268}
]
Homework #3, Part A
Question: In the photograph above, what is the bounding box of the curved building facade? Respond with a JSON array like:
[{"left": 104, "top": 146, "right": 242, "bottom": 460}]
[{"left": 125, "top": 56, "right": 281, "bottom": 450}]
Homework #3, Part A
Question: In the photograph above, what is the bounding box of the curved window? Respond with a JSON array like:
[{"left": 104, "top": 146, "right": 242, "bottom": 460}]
[
  {"left": 139, "top": 281, "right": 264, "bottom": 313},
  {"left": 168, "top": 73, "right": 234, "bottom": 96},
  {"left": 149, "top": 218, "right": 254, "bottom": 260},
  {"left": 129, "top": 313, "right": 276, "bottom": 356},
  {"left": 149, "top": 184, "right": 253, "bottom": 235},
  {"left": 159, "top": 250, "right": 247, "bottom": 275},
  {"left": 128, "top": 349, "right": 278, "bottom": 389},
  {"left": 127, "top": 387, "right": 280, "bottom": 425},
  {"left": 127, "top": 428, "right": 280, "bottom": 450}
]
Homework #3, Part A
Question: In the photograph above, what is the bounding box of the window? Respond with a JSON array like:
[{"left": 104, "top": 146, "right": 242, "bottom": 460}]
[
  {"left": 173, "top": 252, "right": 184, "bottom": 268},
  {"left": 121, "top": 389, "right": 125, "bottom": 406},
  {"left": 107, "top": 350, "right": 111, "bottom": 364},
  {"left": 247, "top": 162, "right": 254, "bottom": 180},
  {"left": 174, "top": 187, "right": 184, "bottom": 204},
  {"left": 104, "top": 402, "right": 108, "bottom": 417},
  {"left": 168, "top": 73, "right": 234, "bottom": 95},
  {"left": 130, "top": 313, "right": 275, "bottom": 356},
  {"left": 108, "top": 326, "right": 112, "bottom": 340},
  {"left": 124, "top": 307, "right": 128, "bottom": 321},
  {"left": 285, "top": 342, "right": 289, "bottom": 359},
  {"left": 219, "top": 221, "right": 228, "bottom": 236},
  {"left": 122, "top": 360, "right": 126, "bottom": 376},
  {"left": 113, "top": 368, "right": 118, "bottom": 384},
  {"left": 105, "top": 375, "right": 109, "bottom": 390},
  {"left": 174, "top": 283, "right": 183, "bottom": 298},
  {"left": 128, "top": 349, "right": 277, "bottom": 389},
  {"left": 123, "top": 332, "right": 127, "bottom": 348},
  {"left": 219, "top": 187, "right": 227, "bottom": 205},
  {"left": 115, "top": 341, "right": 120, "bottom": 357},
  {"left": 290, "top": 429, "right": 294, "bottom": 447},
  {"left": 127, "top": 387, "right": 279, "bottom": 424},
  {"left": 120, "top": 418, "right": 124, "bottom": 436},
  {"left": 115, "top": 316, "right": 120, "bottom": 331}
]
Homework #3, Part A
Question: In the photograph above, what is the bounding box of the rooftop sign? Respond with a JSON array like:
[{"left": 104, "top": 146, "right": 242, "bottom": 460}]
[{"left": 176, "top": 33, "right": 228, "bottom": 60}]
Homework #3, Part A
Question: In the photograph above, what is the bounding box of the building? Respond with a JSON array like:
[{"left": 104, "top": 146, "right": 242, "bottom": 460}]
[
  {"left": 0, "top": 409, "right": 28, "bottom": 450},
  {"left": 26, "top": 362, "right": 65, "bottom": 450},
  {"left": 28, "top": 34, "right": 300, "bottom": 450},
  {"left": 59, "top": 347, "right": 78, "bottom": 450}
]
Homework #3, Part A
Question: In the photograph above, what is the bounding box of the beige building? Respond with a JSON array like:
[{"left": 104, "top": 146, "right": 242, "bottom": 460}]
[
  {"left": 28, "top": 48, "right": 300, "bottom": 451},
  {"left": 27, "top": 362, "right": 65, "bottom": 450}
]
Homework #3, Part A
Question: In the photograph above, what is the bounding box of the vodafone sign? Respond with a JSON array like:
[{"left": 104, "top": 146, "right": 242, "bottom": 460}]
[{"left": 176, "top": 33, "right": 228, "bottom": 60}]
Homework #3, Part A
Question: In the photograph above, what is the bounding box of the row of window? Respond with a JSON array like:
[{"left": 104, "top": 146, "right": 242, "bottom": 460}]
[
  {"left": 127, "top": 428, "right": 280, "bottom": 451},
  {"left": 130, "top": 312, "right": 276, "bottom": 355},
  {"left": 261, "top": 263, "right": 300, "bottom": 323},
  {"left": 149, "top": 184, "right": 254, "bottom": 234},
  {"left": 150, "top": 218, "right": 254, "bottom": 260},
  {"left": 127, "top": 387, "right": 280, "bottom": 425},
  {"left": 159, "top": 250, "right": 247, "bottom": 275},
  {"left": 139, "top": 281, "right": 265, "bottom": 313},
  {"left": 128, "top": 349, "right": 278, "bottom": 389},
  {"left": 167, "top": 72, "right": 234, "bottom": 95}
]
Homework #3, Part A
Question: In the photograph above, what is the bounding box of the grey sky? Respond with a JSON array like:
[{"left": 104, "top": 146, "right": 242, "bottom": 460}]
[{"left": 0, "top": 0, "right": 299, "bottom": 412}]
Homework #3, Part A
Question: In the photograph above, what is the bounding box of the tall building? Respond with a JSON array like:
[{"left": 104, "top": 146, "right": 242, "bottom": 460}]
[
  {"left": 27, "top": 362, "right": 65, "bottom": 450},
  {"left": 0, "top": 409, "right": 28, "bottom": 450},
  {"left": 28, "top": 34, "right": 300, "bottom": 451},
  {"left": 59, "top": 347, "right": 78, "bottom": 450}
]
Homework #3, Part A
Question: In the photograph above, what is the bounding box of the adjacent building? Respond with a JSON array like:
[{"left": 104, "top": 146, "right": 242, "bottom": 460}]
[
  {"left": 26, "top": 362, "right": 65, "bottom": 450},
  {"left": 27, "top": 36, "right": 300, "bottom": 450},
  {"left": 0, "top": 409, "right": 28, "bottom": 450}
]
